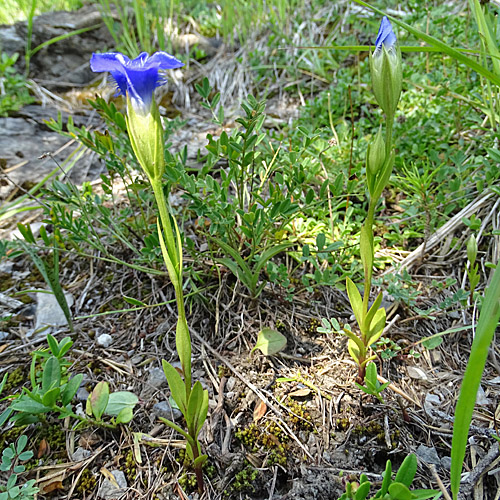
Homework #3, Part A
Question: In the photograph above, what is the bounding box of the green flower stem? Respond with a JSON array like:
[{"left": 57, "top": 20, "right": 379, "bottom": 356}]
[{"left": 151, "top": 179, "right": 192, "bottom": 394}]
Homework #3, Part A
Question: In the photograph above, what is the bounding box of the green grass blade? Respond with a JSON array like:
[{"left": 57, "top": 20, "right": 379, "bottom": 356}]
[{"left": 451, "top": 263, "right": 500, "bottom": 499}]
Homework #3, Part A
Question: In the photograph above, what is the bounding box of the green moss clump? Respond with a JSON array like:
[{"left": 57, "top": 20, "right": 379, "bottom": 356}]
[
  {"left": 4, "top": 366, "right": 26, "bottom": 392},
  {"left": 235, "top": 422, "right": 289, "bottom": 466},
  {"left": 76, "top": 468, "right": 97, "bottom": 494},
  {"left": 178, "top": 472, "right": 197, "bottom": 492},
  {"left": 285, "top": 397, "right": 313, "bottom": 431},
  {"left": 233, "top": 464, "right": 258, "bottom": 492},
  {"left": 123, "top": 450, "right": 137, "bottom": 483}
]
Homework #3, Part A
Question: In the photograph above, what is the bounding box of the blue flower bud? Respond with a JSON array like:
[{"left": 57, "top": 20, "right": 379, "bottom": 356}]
[
  {"left": 367, "top": 126, "right": 386, "bottom": 177},
  {"left": 370, "top": 17, "right": 402, "bottom": 120}
]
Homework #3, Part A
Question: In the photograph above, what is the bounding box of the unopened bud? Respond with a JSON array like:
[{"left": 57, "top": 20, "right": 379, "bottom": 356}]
[{"left": 367, "top": 126, "right": 386, "bottom": 177}]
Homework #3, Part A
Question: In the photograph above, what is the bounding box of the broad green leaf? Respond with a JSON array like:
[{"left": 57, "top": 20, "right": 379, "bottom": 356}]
[
  {"left": 162, "top": 360, "right": 187, "bottom": 413},
  {"left": 348, "top": 339, "right": 360, "bottom": 365},
  {"left": 10, "top": 398, "right": 51, "bottom": 414},
  {"left": 89, "top": 381, "right": 109, "bottom": 420},
  {"left": 346, "top": 278, "right": 364, "bottom": 327},
  {"left": 41, "top": 387, "right": 60, "bottom": 408},
  {"left": 42, "top": 356, "right": 61, "bottom": 393},
  {"left": 104, "top": 391, "right": 138, "bottom": 416},
  {"left": 354, "top": 480, "right": 370, "bottom": 500},
  {"left": 61, "top": 374, "right": 84, "bottom": 406},
  {"left": 388, "top": 482, "right": 412, "bottom": 500},
  {"left": 115, "top": 407, "right": 134, "bottom": 424},
  {"left": 451, "top": 262, "right": 500, "bottom": 499},
  {"left": 251, "top": 328, "right": 287, "bottom": 356},
  {"left": 394, "top": 453, "right": 417, "bottom": 487}
]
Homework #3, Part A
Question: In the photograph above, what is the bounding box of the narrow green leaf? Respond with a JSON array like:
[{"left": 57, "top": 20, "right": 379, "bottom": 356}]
[
  {"left": 123, "top": 296, "right": 147, "bottom": 307},
  {"left": 451, "top": 263, "right": 500, "bottom": 499},
  {"left": 159, "top": 417, "right": 190, "bottom": 440},
  {"left": 346, "top": 278, "right": 364, "bottom": 327},
  {"left": 162, "top": 360, "right": 187, "bottom": 413},
  {"left": 251, "top": 328, "right": 287, "bottom": 356},
  {"left": 366, "top": 308, "right": 386, "bottom": 346},
  {"left": 186, "top": 381, "right": 204, "bottom": 434},
  {"left": 364, "top": 292, "right": 383, "bottom": 334},
  {"left": 10, "top": 399, "right": 51, "bottom": 414},
  {"left": 380, "top": 459, "right": 392, "bottom": 495},
  {"left": 61, "top": 374, "right": 84, "bottom": 406},
  {"left": 394, "top": 453, "right": 417, "bottom": 487},
  {"left": 46, "top": 334, "right": 59, "bottom": 357}
]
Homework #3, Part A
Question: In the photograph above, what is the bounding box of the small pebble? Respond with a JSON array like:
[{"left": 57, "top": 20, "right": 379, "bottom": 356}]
[
  {"left": 97, "top": 334, "right": 113, "bottom": 348},
  {"left": 407, "top": 366, "right": 428, "bottom": 381},
  {"left": 152, "top": 401, "right": 183, "bottom": 421},
  {"left": 98, "top": 469, "right": 127, "bottom": 499},
  {"left": 416, "top": 445, "right": 440, "bottom": 466}
]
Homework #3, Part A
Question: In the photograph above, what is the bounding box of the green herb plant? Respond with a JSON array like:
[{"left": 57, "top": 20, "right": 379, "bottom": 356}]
[
  {"left": 0, "top": 52, "right": 34, "bottom": 116},
  {"left": 0, "top": 334, "right": 137, "bottom": 430},
  {"left": 0, "top": 436, "right": 38, "bottom": 500},
  {"left": 344, "top": 17, "right": 402, "bottom": 383},
  {"left": 339, "top": 454, "right": 440, "bottom": 500},
  {"left": 355, "top": 361, "right": 389, "bottom": 404},
  {"left": 465, "top": 235, "right": 480, "bottom": 305}
]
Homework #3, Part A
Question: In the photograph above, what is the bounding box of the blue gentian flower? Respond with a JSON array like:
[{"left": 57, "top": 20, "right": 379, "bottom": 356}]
[
  {"left": 370, "top": 17, "right": 402, "bottom": 120},
  {"left": 375, "top": 16, "right": 397, "bottom": 55},
  {"left": 90, "top": 51, "right": 184, "bottom": 115}
]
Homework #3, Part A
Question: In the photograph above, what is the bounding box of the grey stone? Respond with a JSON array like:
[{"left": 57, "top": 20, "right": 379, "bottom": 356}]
[
  {"left": 0, "top": 331, "right": 9, "bottom": 341},
  {"left": 98, "top": 470, "right": 127, "bottom": 500},
  {"left": 441, "top": 456, "right": 452, "bottom": 470},
  {"left": 476, "top": 385, "right": 490, "bottom": 406},
  {"left": 226, "top": 376, "right": 237, "bottom": 392},
  {"left": 76, "top": 387, "right": 90, "bottom": 402},
  {"left": 416, "top": 445, "right": 441, "bottom": 466},
  {"left": 140, "top": 367, "right": 167, "bottom": 398},
  {"left": 147, "top": 368, "right": 167, "bottom": 389},
  {"left": 152, "top": 401, "right": 183, "bottom": 422},
  {"left": 35, "top": 290, "right": 74, "bottom": 330},
  {"left": 97, "top": 334, "right": 113, "bottom": 348},
  {"left": 72, "top": 447, "right": 91, "bottom": 462}
]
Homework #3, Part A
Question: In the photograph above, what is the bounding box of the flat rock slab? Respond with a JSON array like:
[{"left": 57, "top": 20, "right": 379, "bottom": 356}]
[
  {"left": 0, "top": 105, "right": 104, "bottom": 200},
  {"left": 34, "top": 289, "right": 74, "bottom": 330}
]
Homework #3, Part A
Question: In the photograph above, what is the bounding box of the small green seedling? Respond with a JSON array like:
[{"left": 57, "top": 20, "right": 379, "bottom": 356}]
[
  {"left": 355, "top": 362, "right": 390, "bottom": 403},
  {"left": 339, "top": 453, "right": 441, "bottom": 499}
]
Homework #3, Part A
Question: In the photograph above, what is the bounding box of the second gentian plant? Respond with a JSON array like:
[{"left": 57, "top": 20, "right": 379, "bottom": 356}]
[
  {"left": 91, "top": 51, "right": 209, "bottom": 492},
  {"left": 344, "top": 17, "right": 402, "bottom": 383}
]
